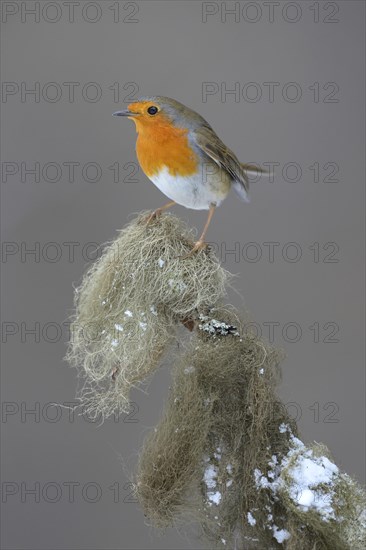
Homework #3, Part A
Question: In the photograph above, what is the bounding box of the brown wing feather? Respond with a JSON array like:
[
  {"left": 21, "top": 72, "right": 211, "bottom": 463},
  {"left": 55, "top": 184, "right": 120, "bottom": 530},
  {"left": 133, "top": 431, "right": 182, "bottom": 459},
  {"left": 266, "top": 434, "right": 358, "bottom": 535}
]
[{"left": 194, "top": 126, "right": 250, "bottom": 196}]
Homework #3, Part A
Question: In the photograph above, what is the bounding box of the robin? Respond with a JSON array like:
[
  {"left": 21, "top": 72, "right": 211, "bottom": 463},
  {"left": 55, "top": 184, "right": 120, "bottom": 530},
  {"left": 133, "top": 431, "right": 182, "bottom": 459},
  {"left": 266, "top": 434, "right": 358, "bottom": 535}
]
[{"left": 113, "top": 96, "right": 265, "bottom": 255}]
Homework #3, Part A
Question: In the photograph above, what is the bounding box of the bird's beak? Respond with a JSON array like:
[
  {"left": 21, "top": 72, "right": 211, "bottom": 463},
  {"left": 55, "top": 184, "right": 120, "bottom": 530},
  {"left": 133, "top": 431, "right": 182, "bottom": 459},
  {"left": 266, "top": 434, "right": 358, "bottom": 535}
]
[{"left": 112, "top": 109, "right": 139, "bottom": 117}]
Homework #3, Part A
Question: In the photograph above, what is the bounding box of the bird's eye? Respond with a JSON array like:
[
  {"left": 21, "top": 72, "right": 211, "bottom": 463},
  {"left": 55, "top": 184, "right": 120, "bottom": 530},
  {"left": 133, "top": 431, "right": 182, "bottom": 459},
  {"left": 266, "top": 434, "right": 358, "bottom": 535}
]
[{"left": 147, "top": 105, "right": 158, "bottom": 115}]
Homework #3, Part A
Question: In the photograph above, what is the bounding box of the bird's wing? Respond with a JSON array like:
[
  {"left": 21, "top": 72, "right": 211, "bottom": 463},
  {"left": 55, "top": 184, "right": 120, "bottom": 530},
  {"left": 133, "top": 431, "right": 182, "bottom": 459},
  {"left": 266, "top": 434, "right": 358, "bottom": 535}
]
[{"left": 194, "top": 126, "right": 251, "bottom": 202}]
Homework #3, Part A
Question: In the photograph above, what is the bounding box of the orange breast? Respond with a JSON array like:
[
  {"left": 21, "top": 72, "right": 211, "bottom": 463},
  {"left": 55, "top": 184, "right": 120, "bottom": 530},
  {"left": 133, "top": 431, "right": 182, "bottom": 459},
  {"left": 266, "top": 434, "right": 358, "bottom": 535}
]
[{"left": 134, "top": 120, "right": 199, "bottom": 178}]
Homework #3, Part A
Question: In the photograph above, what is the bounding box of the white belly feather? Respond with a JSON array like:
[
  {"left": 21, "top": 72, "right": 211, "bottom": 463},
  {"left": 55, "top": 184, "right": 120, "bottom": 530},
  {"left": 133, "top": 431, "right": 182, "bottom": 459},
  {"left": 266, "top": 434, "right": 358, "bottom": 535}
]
[{"left": 149, "top": 165, "right": 231, "bottom": 211}]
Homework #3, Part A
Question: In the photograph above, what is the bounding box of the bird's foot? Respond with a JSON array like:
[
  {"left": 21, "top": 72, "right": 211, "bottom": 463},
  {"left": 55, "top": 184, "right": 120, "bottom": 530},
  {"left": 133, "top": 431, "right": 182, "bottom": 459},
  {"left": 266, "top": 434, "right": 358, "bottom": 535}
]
[
  {"left": 143, "top": 201, "right": 176, "bottom": 225},
  {"left": 144, "top": 209, "right": 162, "bottom": 225},
  {"left": 180, "top": 240, "right": 209, "bottom": 259}
]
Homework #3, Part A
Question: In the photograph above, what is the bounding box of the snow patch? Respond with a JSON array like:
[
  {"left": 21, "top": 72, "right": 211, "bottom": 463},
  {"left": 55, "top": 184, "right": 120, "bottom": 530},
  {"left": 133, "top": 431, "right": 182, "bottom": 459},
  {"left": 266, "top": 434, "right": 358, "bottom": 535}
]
[
  {"left": 272, "top": 527, "right": 291, "bottom": 544},
  {"left": 184, "top": 366, "right": 195, "bottom": 374},
  {"left": 254, "top": 433, "right": 340, "bottom": 522},
  {"left": 287, "top": 453, "right": 339, "bottom": 519},
  {"left": 209, "top": 491, "right": 222, "bottom": 505},
  {"left": 247, "top": 511, "right": 256, "bottom": 526},
  {"left": 168, "top": 278, "right": 187, "bottom": 292},
  {"left": 150, "top": 305, "right": 158, "bottom": 316},
  {"left": 203, "top": 463, "right": 222, "bottom": 506},
  {"left": 204, "top": 465, "right": 217, "bottom": 489},
  {"left": 226, "top": 464, "right": 233, "bottom": 475}
]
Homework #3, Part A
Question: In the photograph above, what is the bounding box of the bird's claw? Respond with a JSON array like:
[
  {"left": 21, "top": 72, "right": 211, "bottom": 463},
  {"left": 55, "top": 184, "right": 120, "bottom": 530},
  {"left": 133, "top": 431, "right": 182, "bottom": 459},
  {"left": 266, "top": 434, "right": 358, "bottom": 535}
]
[
  {"left": 144, "top": 210, "right": 161, "bottom": 225},
  {"left": 180, "top": 240, "right": 209, "bottom": 259}
]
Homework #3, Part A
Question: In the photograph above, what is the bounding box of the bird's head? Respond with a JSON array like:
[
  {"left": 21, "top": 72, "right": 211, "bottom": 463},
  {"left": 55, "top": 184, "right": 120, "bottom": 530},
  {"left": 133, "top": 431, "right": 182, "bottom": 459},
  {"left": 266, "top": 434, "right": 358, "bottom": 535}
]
[{"left": 113, "top": 96, "right": 207, "bottom": 135}]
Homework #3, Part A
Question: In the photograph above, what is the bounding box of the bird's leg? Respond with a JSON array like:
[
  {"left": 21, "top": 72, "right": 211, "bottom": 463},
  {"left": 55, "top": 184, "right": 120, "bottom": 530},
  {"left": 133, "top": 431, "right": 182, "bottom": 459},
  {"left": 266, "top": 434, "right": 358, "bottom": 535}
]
[
  {"left": 193, "top": 203, "right": 216, "bottom": 250},
  {"left": 145, "top": 200, "right": 176, "bottom": 224},
  {"left": 182, "top": 203, "right": 216, "bottom": 258}
]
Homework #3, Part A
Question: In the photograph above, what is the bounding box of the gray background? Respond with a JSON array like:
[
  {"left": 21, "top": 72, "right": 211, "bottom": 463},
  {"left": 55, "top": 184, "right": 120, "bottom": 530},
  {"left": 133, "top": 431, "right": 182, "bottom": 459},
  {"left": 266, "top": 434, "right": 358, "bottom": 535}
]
[{"left": 1, "top": 1, "right": 365, "bottom": 548}]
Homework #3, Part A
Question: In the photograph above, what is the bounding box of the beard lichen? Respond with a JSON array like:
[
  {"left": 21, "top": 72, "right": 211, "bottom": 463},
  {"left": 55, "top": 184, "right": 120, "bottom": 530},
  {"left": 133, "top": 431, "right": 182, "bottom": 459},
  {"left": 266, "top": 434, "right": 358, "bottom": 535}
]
[
  {"left": 66, "top": 212, "right": 365, "bottom": 549},
  {"left": 66, "top": 212, "right": 229, "bottom": 419}
]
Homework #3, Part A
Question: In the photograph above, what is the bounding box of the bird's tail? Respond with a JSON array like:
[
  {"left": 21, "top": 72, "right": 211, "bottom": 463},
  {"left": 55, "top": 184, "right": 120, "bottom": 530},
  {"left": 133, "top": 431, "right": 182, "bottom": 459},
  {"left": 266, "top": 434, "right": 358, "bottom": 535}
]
[
  {"left": 233, "top": 163, "right": 270, "bottom": 203},
  {"left": 240, "top": 163, "right": 269, "bottom": 178}
]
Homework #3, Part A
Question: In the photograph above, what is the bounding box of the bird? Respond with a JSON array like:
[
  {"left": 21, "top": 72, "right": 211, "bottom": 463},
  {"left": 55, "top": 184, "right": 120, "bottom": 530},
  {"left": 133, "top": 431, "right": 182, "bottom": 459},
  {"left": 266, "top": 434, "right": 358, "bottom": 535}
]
[{"left": 113, "top": 96, "right": 265, "bottom": 255}]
